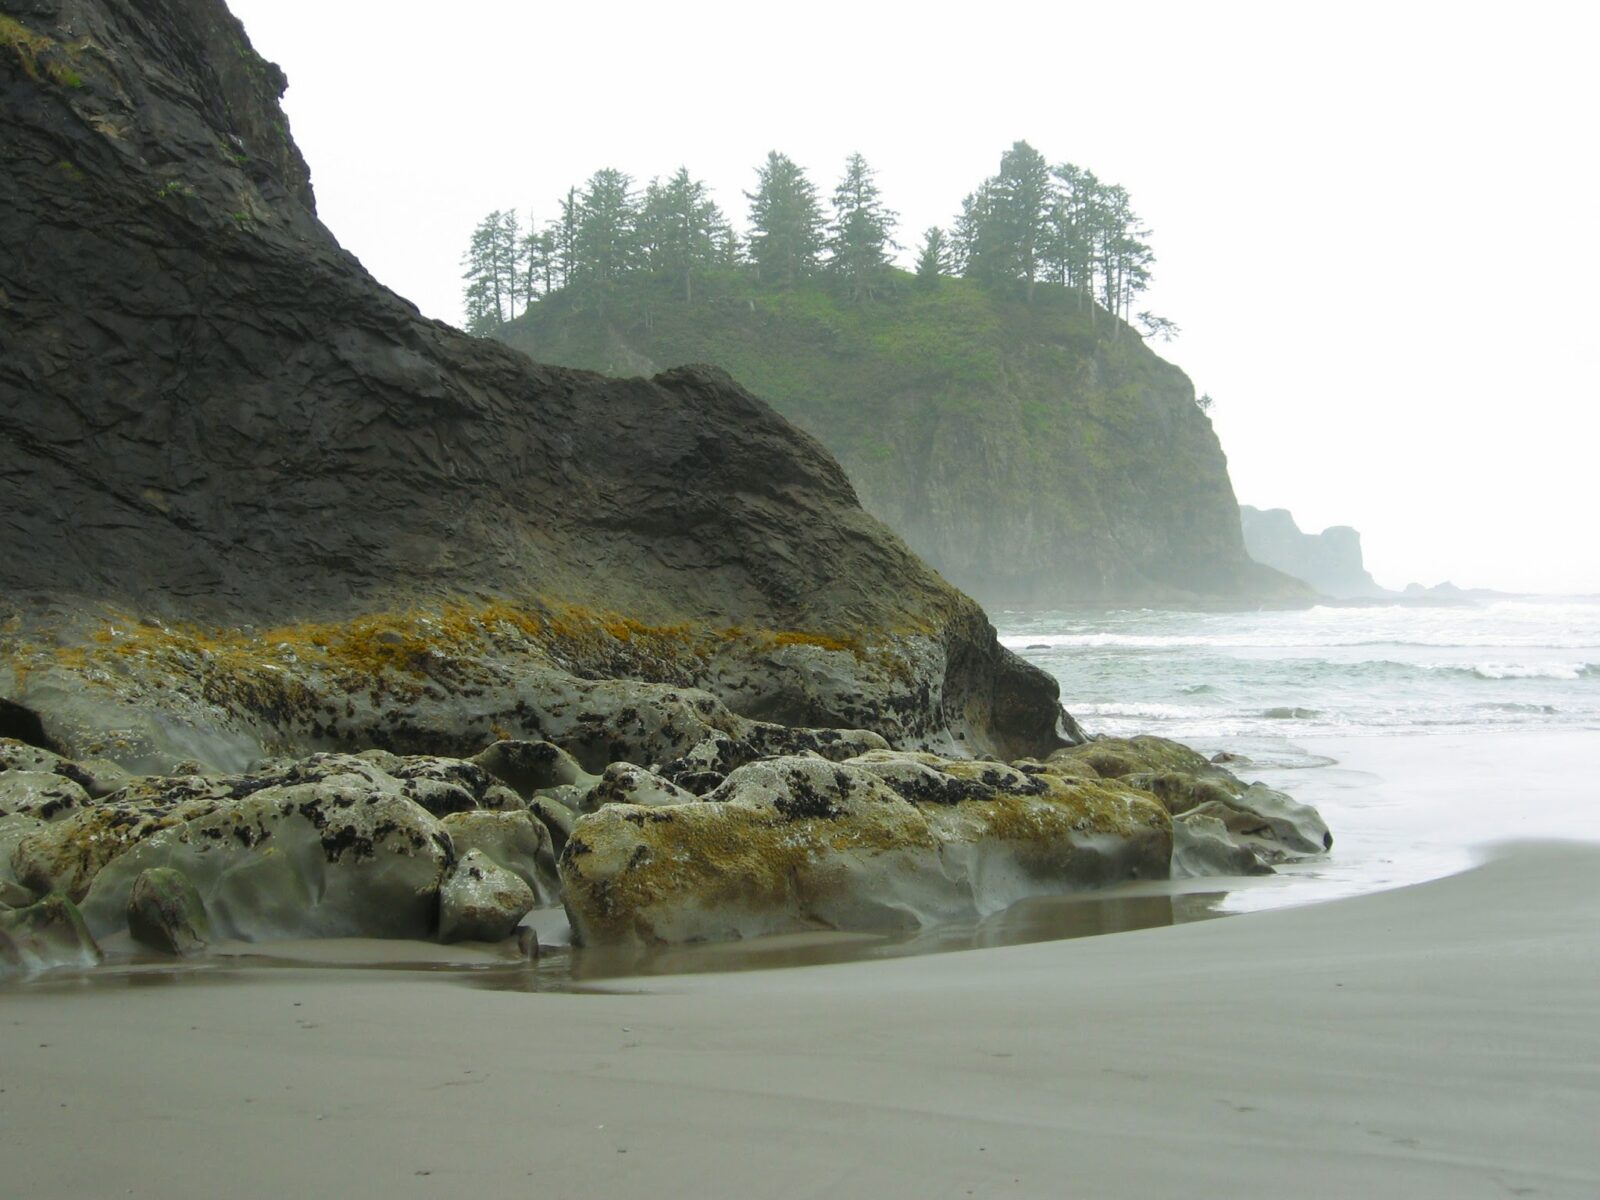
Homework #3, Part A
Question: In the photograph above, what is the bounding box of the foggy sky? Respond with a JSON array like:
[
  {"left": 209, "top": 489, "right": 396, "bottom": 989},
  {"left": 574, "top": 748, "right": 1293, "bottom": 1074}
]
[{"left": 227, "top": 0, "right": 1600, "bottom": 595}]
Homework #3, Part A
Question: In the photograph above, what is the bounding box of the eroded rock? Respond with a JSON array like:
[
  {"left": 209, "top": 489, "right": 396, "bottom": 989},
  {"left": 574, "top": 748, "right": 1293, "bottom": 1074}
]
[
  {"left": 579, "top": 763, "right": 696, "bottom": 814},
  {"left": 71, "top": 772, "right": 453, "bottom": 941},
  {"left": 0, "top": 893, "right": 102, "bottom": 976},
  {"left": 440, "top": 808, "right": 559, "bottom": 904},
  {"left": 0, "top": 771, "right": 94, "bottom": 822},
  {"left": 560, "top": 753, "right": 1170, "bottom": 947},
  {"left": 438, "top": 849, "right": 535, "bottom": 943}
]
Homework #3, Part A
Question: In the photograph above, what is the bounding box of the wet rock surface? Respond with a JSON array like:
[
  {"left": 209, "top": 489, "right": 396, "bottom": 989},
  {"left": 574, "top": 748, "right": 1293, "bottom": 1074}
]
[
  {"left": 0, "top": 893, "right": 102, "bottom": 976},
  {"left": 559, "top": 752, "right": 1177, "bottom": 947}
]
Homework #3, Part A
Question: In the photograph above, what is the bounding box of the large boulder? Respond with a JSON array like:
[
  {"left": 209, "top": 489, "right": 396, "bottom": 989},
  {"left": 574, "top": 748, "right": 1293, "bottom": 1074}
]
[
  {"left": 74, "top": 774, "right": 453, "bottom": 941},
  {"left": 560, "top": 754, "right": 1170, "bottom": 947}
]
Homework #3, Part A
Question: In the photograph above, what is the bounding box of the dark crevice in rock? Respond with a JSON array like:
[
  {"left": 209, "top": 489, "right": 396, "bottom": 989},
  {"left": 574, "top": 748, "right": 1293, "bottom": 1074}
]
[{"left": 0, "top": 698, "right": 63, "bottom": 755}]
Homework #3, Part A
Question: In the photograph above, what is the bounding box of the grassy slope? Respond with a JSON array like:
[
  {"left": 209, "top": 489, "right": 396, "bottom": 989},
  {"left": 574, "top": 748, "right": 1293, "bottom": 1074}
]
[{"left": 500, "top": 270, "right": 1298, "bottom": 606}]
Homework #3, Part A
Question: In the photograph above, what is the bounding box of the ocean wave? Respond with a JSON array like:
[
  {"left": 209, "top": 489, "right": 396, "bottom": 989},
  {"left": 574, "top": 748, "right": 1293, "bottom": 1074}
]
[
  {"left": 1002, "top": 633, "right": 1600, "bottom": 651},
  {"left": 1441, "top": 662, "right": 1600, "bottom": 681}
]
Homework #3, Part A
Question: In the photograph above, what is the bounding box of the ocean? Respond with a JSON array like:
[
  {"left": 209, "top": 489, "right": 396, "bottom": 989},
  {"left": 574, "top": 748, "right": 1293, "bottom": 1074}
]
[
  {"left": 997, "top": 595, "right": 1600, "bottom": 745},
  {"left": 998, "top": 595, "right": 1600, "bottom": 916}
]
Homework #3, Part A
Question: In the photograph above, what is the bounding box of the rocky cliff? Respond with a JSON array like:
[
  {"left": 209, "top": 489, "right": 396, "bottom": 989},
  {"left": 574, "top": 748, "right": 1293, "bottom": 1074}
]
[
  {"left": 1239, "top": 506, "right": 1386, "bottom": 599},
  {"left": 0, "top": 0, "right": 1067, "bottom": 770},
  {"left": 501, "top": 284, "right": 1307, "bottom": 608}
]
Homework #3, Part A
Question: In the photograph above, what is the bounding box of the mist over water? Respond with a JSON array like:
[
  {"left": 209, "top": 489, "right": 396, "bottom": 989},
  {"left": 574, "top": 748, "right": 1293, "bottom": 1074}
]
[{"left": 1000, "top": 597, "right": 1600, "bottom": 742}]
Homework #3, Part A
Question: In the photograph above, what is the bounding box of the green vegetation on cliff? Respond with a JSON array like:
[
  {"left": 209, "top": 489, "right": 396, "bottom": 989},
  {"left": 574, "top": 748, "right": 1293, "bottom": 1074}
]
[{"left": 497, "top": 270, "right": 1299, "bottom": 606}]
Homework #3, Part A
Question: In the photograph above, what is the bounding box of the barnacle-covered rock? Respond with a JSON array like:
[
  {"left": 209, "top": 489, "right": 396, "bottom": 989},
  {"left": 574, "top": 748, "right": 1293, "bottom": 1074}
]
[
  {"left": 438, "top": 849, "right": 535, "bottom": 943},
  {"left": 440, "top": 808, "right": 559, "bottom": 904},
  {"left": 560, "top": 754, "right": 1170, "bottom": 947}
]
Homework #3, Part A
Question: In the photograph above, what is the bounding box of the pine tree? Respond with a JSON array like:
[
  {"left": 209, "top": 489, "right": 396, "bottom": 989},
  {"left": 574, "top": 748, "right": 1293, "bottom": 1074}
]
[
  {"left": 994, "top": 140, "right": 1053, "bottom": 300},
  {"left": 914, "top": 226, "right": 947, "bottom": 289},
  {"left": 746, "top": 151, "right": 825, "bottom": 287},
  {"left": 826, "top": 152, "right": 897, "bottom": 301},
  {"left": 519, "top": 223, "right": 553, "bottom": 307},
  {"left": 1046, "top": 163, "right": 1100, "bottom": 300},
  {"left": 460, "top": 208, "right": 521, "bottom": 334},
  {"left": 547, "top": 188, "right": 579, "bottom": 293},
  {"left": 952, "top": 181, "right": 1001, "bottom": 282},
  {"left": 639, "top": 167, "right": 721, "bottom": 302},
  {"left": 573, "top": 168, "right": 637, "bottom": 294}
]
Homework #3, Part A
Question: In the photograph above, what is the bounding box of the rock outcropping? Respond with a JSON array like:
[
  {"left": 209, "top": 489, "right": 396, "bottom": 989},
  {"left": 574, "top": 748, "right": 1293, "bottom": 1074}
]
[
  {"left": 1, "top": 733, "right": 1329, "bottom": 967},
  {"left": 0, "top": 2, "right": 1333, "bottom": 974},
  {"left": 1239, "top": 506, "right": 1386, "bottom": 599},
  {"left": 0, "top": 0, "right": 1066, "bottom": 771}
]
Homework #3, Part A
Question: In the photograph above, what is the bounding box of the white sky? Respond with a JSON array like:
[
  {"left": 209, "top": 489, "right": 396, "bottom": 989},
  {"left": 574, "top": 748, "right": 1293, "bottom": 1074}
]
[{"left": 229, "top": 0, "right": 1600, "bottom": 595}]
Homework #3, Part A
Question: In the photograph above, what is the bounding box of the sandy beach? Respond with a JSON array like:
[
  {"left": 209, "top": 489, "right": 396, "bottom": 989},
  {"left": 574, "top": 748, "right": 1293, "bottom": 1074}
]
[{"left": 6, "top": 733, "right": 1600, "bottom": 1199}]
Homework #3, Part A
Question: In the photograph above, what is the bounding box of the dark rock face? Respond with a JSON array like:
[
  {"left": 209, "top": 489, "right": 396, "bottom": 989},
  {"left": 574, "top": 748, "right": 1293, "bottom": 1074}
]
[
  {"left": 1239, "top": 506, "right": 1386, "bottom": 599},
  {"left": 0, "top": 0, "right": 1068, "bottom": 767}
]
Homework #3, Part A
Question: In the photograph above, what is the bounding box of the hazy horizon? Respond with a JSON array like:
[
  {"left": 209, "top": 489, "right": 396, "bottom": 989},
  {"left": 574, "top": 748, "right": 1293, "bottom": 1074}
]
[{"left": 228, "top": 0, "right": 1600, "bottom": 596}]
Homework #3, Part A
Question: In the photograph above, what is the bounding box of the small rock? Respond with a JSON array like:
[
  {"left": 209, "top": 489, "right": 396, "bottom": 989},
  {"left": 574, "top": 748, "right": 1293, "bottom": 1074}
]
[
  {"left": 472, "top": 740, "right": 590, "bottom": 798},
  {"left": 438, "top": 849, "right": 534, "bottom": 943},
  {"left": 127, "top": 867, "right": 211, "bottom": 955}
]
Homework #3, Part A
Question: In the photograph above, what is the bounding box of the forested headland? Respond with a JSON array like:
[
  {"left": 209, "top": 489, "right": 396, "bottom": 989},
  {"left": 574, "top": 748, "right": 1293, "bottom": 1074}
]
[
  {"left": 465, "top": 142, "right": 1291, "bottom": 606},
  {"left": 460, "top": 141, "right": 1176, "bottom": 343}
]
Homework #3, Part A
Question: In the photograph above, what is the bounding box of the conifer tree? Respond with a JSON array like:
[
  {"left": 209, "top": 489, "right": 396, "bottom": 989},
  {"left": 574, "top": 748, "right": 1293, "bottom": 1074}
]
[
  {"left": 914, "top": 226, "right": 947, "bottom": 289},
  {"left": 519, "top": 224, "right": 554, "bottom": 306},
  {"left": 746, "top": 151, "right": 825, "bottom": 287},
  {"left": 952, "top": 181, "right": 1001, "bottom": 282},
  {"left": 994, "top": 140, "right": 1053, "bottom": 300},
  {"left": 573, "top": 168, "right": 637, "bottom": 292},
  {"left": 460, "top": 208, "right": 522, "bottom": 333},
  {"left": 826, "top": 152, "right": 897, "bottom": 301},
  {"left": 639, "top": 167, "right": 722, "bottom": 302}
]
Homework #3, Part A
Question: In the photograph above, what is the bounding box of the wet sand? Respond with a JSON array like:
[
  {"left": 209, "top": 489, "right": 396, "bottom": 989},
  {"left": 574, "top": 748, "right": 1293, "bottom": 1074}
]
[{"left": 6, "top": 738, "right": 1600, "bottom": 1198}]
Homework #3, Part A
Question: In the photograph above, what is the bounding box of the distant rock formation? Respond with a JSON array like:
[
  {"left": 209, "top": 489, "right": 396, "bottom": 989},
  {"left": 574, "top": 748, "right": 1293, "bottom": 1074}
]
[{"left": 1238, "top": 506, "right": 1386, "bottom": 599}]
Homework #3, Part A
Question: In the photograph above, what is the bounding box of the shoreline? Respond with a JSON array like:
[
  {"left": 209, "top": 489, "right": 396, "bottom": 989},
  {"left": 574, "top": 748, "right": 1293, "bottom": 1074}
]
[{"left": 6, "top": 730, "right": 1600, "bottom": 1197}]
